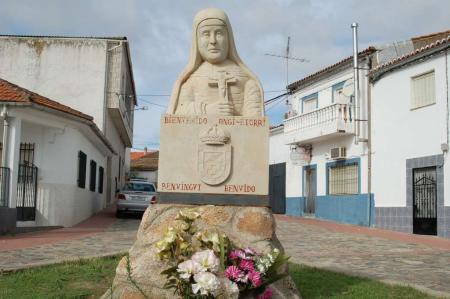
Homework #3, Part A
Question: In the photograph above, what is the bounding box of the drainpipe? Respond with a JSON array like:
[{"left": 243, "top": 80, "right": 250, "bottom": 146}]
[
  {"left": 367, "top": 72, "right": 373, "bottom": 227},
  {"left": 1, "top": 106, "right": 9, "bottom": 168},
  {"left": 352, "top": 23, "right": 360, "bottom": 145}
]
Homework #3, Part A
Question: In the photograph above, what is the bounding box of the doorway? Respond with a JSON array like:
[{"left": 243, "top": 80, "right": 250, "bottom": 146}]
[
  {"left": 413, "top": 167, "right": 437, "bottom": 235},
  {"left": 303, "top": 165, "right": 316, "bottom": 215},
  {"left": 269, "top": 163, "right": 286, "bottom": 214}
]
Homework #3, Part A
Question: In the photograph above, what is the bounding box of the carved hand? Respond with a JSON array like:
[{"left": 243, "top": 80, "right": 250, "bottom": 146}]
[{"left": 206, "top": 102, "right": 234, "bottom": 115}]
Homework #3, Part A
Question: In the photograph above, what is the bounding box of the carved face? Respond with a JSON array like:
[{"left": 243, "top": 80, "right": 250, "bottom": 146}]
[{"left": 197, "top": 19, "right": 229, "bottom": 64}]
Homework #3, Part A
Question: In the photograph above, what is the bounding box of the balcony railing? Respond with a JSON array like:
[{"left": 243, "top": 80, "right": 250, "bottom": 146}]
[{"left": 284, "top": 103, "right": 354, "bottom": 144}]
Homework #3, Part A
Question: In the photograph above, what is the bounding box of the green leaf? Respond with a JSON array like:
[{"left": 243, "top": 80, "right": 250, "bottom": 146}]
[
  {"left": 160, "top": 265, "right": 178, "bottom": 276},
  {"left": 266, "top": 254, "right": 290, "bottom": 276},
  {"left": 219, "top": 234, "right": 225, "bottom": 271}
]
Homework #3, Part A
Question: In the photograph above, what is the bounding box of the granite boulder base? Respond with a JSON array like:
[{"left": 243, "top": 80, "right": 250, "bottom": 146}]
[{"left": 101, "top": 204, "right": 301, "bottom": 299}]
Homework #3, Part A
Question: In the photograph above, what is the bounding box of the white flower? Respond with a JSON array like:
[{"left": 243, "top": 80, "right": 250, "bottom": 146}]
[
  {"left": 177, "top": 208, "right": 200, "bottom": 221},
  {"left": 163, "top": 227, "right": 177, "bottom": 244},
  {"left": 177, "top": 260, "right": 205, "bottom": 281},
  {"left": 219, "top": 277, "right": 239, "bottom": 299},
  {"left": 191, "top": 249, "right": 220, "bottom": 273},
  {"left": 196, "top": 230, "right": 221, "bottom": 251},
  {"left": 192, "top": 272, "right": 220, "bottom": 296}
]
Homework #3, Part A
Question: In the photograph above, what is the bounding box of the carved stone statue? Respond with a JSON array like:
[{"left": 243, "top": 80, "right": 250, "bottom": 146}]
[{"left": 167, "top": 8, "right": 264, "bottom": 117}]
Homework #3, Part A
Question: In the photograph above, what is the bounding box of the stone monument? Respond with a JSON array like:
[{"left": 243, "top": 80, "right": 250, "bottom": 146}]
[{"left": 102, "top": 8, "right": 300, "bottom": 299}]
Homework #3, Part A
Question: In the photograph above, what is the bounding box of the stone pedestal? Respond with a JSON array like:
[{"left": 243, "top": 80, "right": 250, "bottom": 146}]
[{"left": 101, "top": 204, "right": 300, "bottom": 299}]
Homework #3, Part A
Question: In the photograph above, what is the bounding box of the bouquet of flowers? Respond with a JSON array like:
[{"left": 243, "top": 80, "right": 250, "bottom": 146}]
[{"left": 154, "top": 208, "right": 289, "bottom": 299}]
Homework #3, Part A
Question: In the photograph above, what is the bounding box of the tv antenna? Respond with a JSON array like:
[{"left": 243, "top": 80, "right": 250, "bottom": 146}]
[{"left": 265, "top": 36, "right": 310, "bottom": 89}]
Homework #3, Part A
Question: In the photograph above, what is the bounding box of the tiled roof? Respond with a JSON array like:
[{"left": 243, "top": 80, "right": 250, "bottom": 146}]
[
  {"left": 411, "top": 29, "right": 450, "bottom": 49},
  {"left": 0, "top": 78, "right": 115, "bottom": 154},
  {"left": 131, "top": 151, "right": 159, "bottom": 171},
  {"left": 0, "top": 78, "right": 93, "bottom": 121},
  {"left": 287, "top": 47, "right": 376, "bottom": 92},
  {"left": 370, "top": 36, "right": 450, "bottom": 81},
  {"left": 131, "top": 151, "right": 146, "bottom": 161}
]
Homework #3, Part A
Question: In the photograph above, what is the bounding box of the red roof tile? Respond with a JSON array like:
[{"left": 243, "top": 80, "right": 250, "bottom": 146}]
[
  {"left": 287, "top": 47, "right": 376, "bottom": 92},
  {"left": 0, "top": 78, "right": 115, "bottom": 154},
  {"left": 0, "top": 78, "right": 93, "bottom": 121},
  {"left": 131, "top": 151, "right": 159, "bottom": 171},
  {"left": 370, "top": 36, "right": 450, "bottom": 80}
]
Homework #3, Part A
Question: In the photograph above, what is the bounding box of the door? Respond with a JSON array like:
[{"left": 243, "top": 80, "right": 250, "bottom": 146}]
[
  {"left": 269, "top": 163, "right": 286, "bottom": 214},
  {"left": 413, "top": 167, "right": 437, "bottom": 235},
  {"left": 16, "top": 143, "right": 38, "bottom": 221},
  {"left": 304, "top": 167, "right": 316, "bottom": 214}
]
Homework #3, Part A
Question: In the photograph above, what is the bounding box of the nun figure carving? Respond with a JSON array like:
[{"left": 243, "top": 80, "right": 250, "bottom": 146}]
[{"left": 167, "top": 8, "right": 264, "bottom": 117}]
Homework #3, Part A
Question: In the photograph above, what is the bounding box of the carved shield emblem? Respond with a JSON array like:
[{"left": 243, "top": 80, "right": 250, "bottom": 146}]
[
  {"left": 198, "top": 144, "right": 231, "bottom": 185},
  {"left": 198, "top": 125, "right": 232, "bottom": 185}
]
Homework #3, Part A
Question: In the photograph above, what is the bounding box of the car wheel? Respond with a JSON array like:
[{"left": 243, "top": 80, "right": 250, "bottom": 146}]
[{"left": 116, "top": 210, "right": 123, "bottom": 218}]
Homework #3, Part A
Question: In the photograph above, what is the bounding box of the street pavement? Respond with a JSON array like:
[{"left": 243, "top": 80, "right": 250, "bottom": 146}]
[{"left": 1, "top": 207, "right": 449, "bottom": 297}]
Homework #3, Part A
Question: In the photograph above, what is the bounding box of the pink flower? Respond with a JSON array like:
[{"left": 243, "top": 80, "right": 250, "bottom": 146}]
[
  {"left": 229, "top": 249, "right": 244, "bottom": 260},
  {"left": 248, "top": 270, "right": 262, "bottom": 287},
  {"left": 244, "top": 247, "right": 257, "bottom": 256},
  {"left": 256, "top": 287, "right": 273, "bottom": 299},
  {"left": 225, "top": 265, "right": 242, "bottom": 280},
  {"left": 239, "top": 259, "right": 255, "bottom": 271}
]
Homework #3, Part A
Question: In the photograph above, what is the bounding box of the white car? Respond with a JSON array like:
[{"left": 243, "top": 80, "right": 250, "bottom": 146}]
[{"left": 116, "top": 181, "right": 157, "bottom": 217}]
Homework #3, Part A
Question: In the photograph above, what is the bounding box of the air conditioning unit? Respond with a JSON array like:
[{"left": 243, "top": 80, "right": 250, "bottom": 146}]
[{"left": 330, "top": 147, "right": 346, "bottom": 160}]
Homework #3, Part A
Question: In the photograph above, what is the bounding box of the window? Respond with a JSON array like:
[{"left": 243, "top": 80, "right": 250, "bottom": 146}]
[
  {"left": 98, "top": 166, "right": 104, "bottom": 194},
  {"left": 332, "top": 81, "right": 345, "bottom": 103},
  {"left": 302, "top": 93, "right": 318, "bottom": 113},
  {"left": 123, "top": 182, "right": 155, "bottom": 192},
  {"left": 89, "top": 160, "right": 97, "bottom": 192},
  {"left": 411, "top": 71, "right": 435, "bottom": 109},
  {"left": 328, "top": 160, "right": 359, "bottom": 195},
  {"left": 77, "top": 151, "right": 87, "bottom": 188}
]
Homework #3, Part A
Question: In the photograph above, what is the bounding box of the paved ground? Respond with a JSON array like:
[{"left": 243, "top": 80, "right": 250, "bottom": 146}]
[
  {"left": 1, "top": 208, "right": 450, "bottom": 297},
  {"left": 276, "top": 215, "right": 450, "bottom": 298}
]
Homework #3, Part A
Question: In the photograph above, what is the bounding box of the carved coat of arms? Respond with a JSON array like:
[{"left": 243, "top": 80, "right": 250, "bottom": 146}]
[{"left": 198, "top": 125, "right": 231, "bottom": 185}]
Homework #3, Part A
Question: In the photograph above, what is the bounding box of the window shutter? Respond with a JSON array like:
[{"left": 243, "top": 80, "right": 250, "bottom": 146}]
[
  {"left": 77, "top": 151, "right": 87, "bottom": 188},
  {"left": 411, "top": 71, "right": 435, "bottom": 109}
]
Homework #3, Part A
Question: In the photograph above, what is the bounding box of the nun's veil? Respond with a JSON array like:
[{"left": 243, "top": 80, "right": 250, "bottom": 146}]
[{"left": 167, "top": 8, "right": 264, "bottom": 115}]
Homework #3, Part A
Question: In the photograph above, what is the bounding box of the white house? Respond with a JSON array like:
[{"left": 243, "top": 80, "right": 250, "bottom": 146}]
[
  {"left": 370, "top": 35, "right": 450, "bottom": 238},
  {"left": 272, "top": 29, "right": 450, "bottom": 239},
  {"left": 130, "top": 150, "right": 159, "bottom": 184},
  {"left": 0, "top": 79, "right": 115, "bottom": 233},
  {"left": 281, "top": 47, "right": 376, "bottom": 225},
  {"left": 0, "top": 35, "right": 136, "bottom": 208}
]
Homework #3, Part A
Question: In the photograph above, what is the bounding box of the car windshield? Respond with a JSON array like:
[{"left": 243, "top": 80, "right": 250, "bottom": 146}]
[{"left": 123, "top": 183, "right": 155, "bottom": 192}]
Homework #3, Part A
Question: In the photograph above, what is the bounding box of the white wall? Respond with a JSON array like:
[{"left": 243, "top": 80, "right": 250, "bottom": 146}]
[
  {"left": 269, "top": 128, "right": 288, "bottom": 165},
  {"left": 2, "top": 108, "right": 108, "bottom": 226},
  {"left": 0, "top": 37, "right": 107, "bottom": 130},
  {"left": 130, "top": 170, "right": 158, "bottom": 183},
  {"left": 286, "top": 135, "right": 368, "bottom": 197},
  {"left": 371, "top": 54, "right": 449, "bottom": 207}
]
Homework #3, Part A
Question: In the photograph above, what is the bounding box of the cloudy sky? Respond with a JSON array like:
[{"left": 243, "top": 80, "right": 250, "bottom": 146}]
[{"left": 1, "top": 0, "right": 449, "bottom": 150}]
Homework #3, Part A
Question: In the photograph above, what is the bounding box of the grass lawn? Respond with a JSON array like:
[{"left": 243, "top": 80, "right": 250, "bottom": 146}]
[{"left": 0, "top": 255, "right": 438, "bottom": 299}]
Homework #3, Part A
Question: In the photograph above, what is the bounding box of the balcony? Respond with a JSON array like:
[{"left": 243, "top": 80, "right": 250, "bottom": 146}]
[
  {"left": 108, "top": 94, "right": 133, "bottom": 147},
  {"left": 284, "top": 103, "right": 354, "bottom": 145}
]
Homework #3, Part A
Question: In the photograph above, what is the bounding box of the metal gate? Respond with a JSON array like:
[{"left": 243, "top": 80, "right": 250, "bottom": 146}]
[
  {"left": 304, "top": 167, "right": 316, "bottom": 214},
  {"left": 413, "top": 167, "right": 437, "bottom": 235},
  {"left": 16, "top": 143, "right": 38, "bottom": 221},
  {"left": 269, "top": 163, "right": 286, "bottom": 214},
  {"left": 16, "top": 164, "right": 38, "bottom": 221}
]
